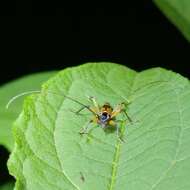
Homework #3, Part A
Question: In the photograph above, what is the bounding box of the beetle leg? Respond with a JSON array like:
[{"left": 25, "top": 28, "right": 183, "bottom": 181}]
[
  {"left": 119, "top": 102, "right": 132, "bottom": 122},
  {"left": 108, "top": 119, "right": 116, "bottom": 127},
  {"left": 116, "top": 124, "right": 126, "bottom": 142},
  {"left": 109, "top": 120, "right": 125, "bottom": 142},
  {"left": 122, "top": 110, "right": 132, "bottom": 123},
  {"left": 116, "top": 125, "right": 123, "bottom": 142},
  {"left": 110, "top": 104, "right": 123, "bottom": 118},
  {"left": 87, "top": 96, "right": 100, "bottom": 113},
  {"left": 79, "top": 120, "right": 93, "bottom": 134},
  {"left": 70, "top": 105, "right": 87, "bottom": 115}
]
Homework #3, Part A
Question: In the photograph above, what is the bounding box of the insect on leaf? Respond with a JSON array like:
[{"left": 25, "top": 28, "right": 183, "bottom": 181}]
[{"left": 8, "top": 63, "right": 190, "bottom": 190}]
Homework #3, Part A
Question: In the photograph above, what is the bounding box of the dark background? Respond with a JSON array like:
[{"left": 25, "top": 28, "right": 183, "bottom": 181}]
[
  {"left": 0, "top": 0, "right": 190, "bottom": 186},
  {"left": 1, "top": 1, "right": 190, "bottom": 87}
]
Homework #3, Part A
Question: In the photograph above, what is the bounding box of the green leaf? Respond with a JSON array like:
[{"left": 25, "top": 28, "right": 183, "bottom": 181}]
[
  {"left": 8, "top": 63, "right": 190, "bottom": 190},
  {"left": 0, "top": 182, "right": 14, "bottom": 190},
  {"left": 154, "top": 0, "right": 190, "bottom": 42},
  {"left": 0, "top": 71, "right": 56, "bottom": 151}
]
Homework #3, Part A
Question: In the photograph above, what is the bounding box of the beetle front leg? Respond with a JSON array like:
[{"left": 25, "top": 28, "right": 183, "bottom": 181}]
[{"left": 79, "top": 120, "right": 93, "bottom": 134}]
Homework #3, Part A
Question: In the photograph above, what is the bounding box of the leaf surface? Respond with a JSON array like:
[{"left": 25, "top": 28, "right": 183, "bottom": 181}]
[
  {"left": 0, "top": 72, "right": 56, "bottom": 151},
  {"left": 0, "top": 182, "right": 14, "bottom": 190},
  {"left": 154, "top": 0, "right": 190, "bottom": 41},
  {"left": 8, "top": 63, "right": 190, "bottom": 190}
]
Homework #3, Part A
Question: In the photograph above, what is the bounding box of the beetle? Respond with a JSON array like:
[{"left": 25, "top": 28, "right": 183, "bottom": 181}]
[
  {"left": 6, "top": 90, "right": 132, "bottom": 141},
  {"left": 6, "top": 80, "right": 171, "bottom": 142},
  {"left": 7, "top": 80, "right": 170, "bottom": 140},
  {"left": 69, "top": 96, "right": 132, "bottom": 141}
]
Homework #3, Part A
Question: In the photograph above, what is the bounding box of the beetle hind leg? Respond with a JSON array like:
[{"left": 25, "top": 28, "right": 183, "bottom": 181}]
[{"left": 109, "top": 120, "right": 125, "bottom": 142}]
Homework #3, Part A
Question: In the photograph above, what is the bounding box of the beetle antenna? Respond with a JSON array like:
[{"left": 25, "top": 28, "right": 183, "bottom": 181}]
[
  {"left": 6, "top": 90, "right": 41, "bottom": 109},
  {"left": 6, "top": 90, "right": 98, "bottom": 117}
]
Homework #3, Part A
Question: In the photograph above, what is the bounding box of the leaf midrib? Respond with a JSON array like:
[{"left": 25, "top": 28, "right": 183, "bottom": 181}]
[{"left": 108, "top": 71, "right": 138, "bottom": 190}]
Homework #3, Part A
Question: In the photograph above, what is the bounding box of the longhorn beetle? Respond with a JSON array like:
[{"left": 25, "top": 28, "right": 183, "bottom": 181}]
[
  {"left": 73, "top": 96, "right": 132, "bottom": 141},
  {"left": 6, "top": 90, "right": 132, "bottom": 141},
  {"left": 7, "top": 80, "right": 170, "bottom": 141}
]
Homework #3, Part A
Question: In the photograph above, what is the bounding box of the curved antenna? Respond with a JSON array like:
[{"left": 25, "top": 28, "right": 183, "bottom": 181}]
[
  {"left": 6, "top": 90, "right": 98, "bottom": 117},
  {"left": 6, "top": 90, "right": 41, "bottom": 109}
]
